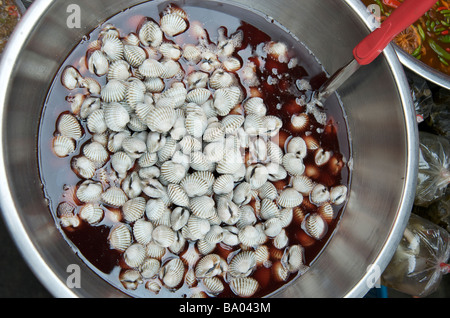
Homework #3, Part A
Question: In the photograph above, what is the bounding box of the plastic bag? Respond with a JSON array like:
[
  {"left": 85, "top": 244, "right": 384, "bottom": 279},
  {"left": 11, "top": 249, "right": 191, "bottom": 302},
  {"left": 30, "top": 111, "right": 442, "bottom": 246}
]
[
  {"left": 426, "top": 89, "right": 450, "bottom": 139},
  {"left": 406, "top": 70, "right": 434, "bottom": 123},
  {"left": 423, "top": 193, "right": 450, "bottom": 233},
  {"left": 381, "top": 213, "right": 450, "bottom": 297},
  {"left": 414, "top": 132, "right": 450, "bottom": 207}
]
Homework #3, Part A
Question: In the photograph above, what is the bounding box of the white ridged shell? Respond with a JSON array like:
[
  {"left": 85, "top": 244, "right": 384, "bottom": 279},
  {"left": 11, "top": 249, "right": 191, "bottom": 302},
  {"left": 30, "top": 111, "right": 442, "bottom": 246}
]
[
  {"left": 160, "top": 13, "right": 188, "bottom": 36},
  {"left": 159, "top": 258, "right": 185, "bottom": 288},
  {"left": 152, "top": 225, "right": 175, "bottom": 248},
  {"left": 122, "top": 197, "right": 146, "bottom": 222},
  {"left": 229, "top": 251, "right": 256, "bottom": 278},
  {"left": 101, "top": 186, "right": 128, "bottom": 207},
  {"left": 230, "top": 277, "right": 259, "bottom": 298},
  {"left": 190, "top": 196, "right": 215, "bottom": 219},
  {"left": 57, "top": 113, "right": 83, "bottom": 140},
  {"left": 277, "top": 188, "right": 303, "bottom": 208},
  {"left": 124, "top": 243, "right": 146, "bottom": 268},
  {"left": 52, "top": 136, "right": 75, "bottom": 158},
  {"left": 109, "top": 223, "right": 132, "bottom": 251},
  {"left": 133, "top": 218, "right": 153, "bottom": 245}
]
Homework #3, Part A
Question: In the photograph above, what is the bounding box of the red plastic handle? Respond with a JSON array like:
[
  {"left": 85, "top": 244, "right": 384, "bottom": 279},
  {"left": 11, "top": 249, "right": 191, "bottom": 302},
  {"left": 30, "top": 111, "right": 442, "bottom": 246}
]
[{"left": 353, "top": 0, "right": 436, "bottom": 65}]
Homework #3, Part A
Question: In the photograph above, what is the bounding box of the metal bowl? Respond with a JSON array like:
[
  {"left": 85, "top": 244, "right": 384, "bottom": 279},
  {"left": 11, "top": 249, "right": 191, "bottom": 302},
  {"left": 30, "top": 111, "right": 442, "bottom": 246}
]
[
  {"left": 395, "top": 46, "right": 450, "bottom": 90},
  {"left": 0, "top": 0, "right": 418, "bottom": 297}
]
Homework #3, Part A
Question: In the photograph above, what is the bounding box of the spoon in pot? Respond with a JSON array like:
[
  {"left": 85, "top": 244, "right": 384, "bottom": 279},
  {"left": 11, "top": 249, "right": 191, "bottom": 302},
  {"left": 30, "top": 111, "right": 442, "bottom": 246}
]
[{"left": 313, "top": 0, "right": 437, "bottom": 104}]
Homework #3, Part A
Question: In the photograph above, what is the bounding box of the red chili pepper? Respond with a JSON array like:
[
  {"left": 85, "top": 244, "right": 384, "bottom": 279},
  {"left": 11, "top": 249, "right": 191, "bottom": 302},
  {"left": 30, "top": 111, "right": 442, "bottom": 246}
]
[
  {"left": 383, "top": 0, "right": 402, "bottom": 9},
  {"left": 6, "top": 5, "right": 19, "bottom": 17},
  {"left": 437, "top": 6, "right": 448, "bottom": 11},
  {"left": 442, "top": 30, "right": 449, "bottom": 35},
  {"left": 446, "top": 47, "right": 450, "bottom": 53}
]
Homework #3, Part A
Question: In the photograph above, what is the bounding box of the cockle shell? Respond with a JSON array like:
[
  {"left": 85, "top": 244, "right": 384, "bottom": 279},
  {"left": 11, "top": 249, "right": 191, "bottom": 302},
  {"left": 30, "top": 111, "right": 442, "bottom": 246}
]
[
  {"left": 123, "top": 44, "right": 146, "bottom": 68},
  {"left": 167, "top": 183, "right": 190, "bottom": 207},
  {"left": 111, "top": 151, "right": 133, "bottom": 178},
  {"left": 190, "top": 196, "right": 215, "bottom": 219},
  {"left": 303, "top": 213, "right": 328, "bottom": 240},
  {"left": 273, "top": 229, "right": 289, "bottom": 249},
  {"left": 139, "top": 59, "right": 165, "bottom": 78},
  {"left": 160, "top": 161, "right": 186, "bottom": 185},
  {"left": 160, "top": 13, "right": 188, "bottom": 37},
  {"left": 229, "top": 277, "right": 259, "bottom": 298},
  {"left": 133, "top": 218, "right": 153, "bottom": 245},
  {"left": 86, "top": 109, "right": 107, "bottom": 134},
  {"left": 236, "top": 205, "right": 256, "bottom": 229},
  {"left": 101, "top": 79, "right": 127, "bottom": 103},
  {"left": 209, "top": 69, "right": 235, "bottom": 89},
  {"left": 286, "top": 136, "right": 307, "bottom": 159},
  {"left": 52, "top": 136, "right": 75, "bottom": 157},
  {"left": 107, "top": 60, "right": 131, "bottom": 81},
  {"left": 186, "top": 88, "right": 211, "bottom": 105},
  {"left": 186, "top": 216, "right": 210, "bottom": 241},
  {"left": 245, "top": 164, "right": 269, "bottom": 189},
  {"left": 229, "top": 251, "right": 256, "bottom": 278},
  {"left": 238, "top": 225, "right": 263, "bottom": 247},
  {"left": 213, "top": 174, "right": 235, "bottom": 195},
  {"left": 282, "top": 244, "right": 305, "bottom": 273},
  {"left": 79, "top": 203, "right": 103, "bottom": 224},
  {"left": 310, "top": 184, "right": 330, "bottom": 206},
  {"left": 57, "top": 113, "right": 83, "bottom": 140},
  {"left": 186, "top": 70, "right": 209, "bottom": 89},
  {"left": 180, "top": 174, "right": 210, "bottom": 198},
  {"left": 223, "top": 57, "right": 242, "bottom": 72},
  {"left": 88, "top": 50, "right": 109, "bottom": 76},
  {"left": 232, "top": 181, "right": 253, "bottom": 205},
  {"left": 221, "top": 114, "right": 245, "bottom": 134},
  {"left": 315, "top": 148, "right": 332, "bottom": 166},
  {"left": 119, "top": 269, "right": 142, "bottom": 290},
  {"left": 146, "top": 107, "right": 177, "bottom": 133},
  {"left": 330, "top": 185, "right": 347, "bottom": 205},
  {"left": 244, "top": 97, "right": 267, "bottom": 116},
  {"left": 257, "top": 181, "right": 278, "bottom": 200},
  {"left": 203, "top": 277, "right": 224, "bottom": 295},
  {"left": 122, "top": 197, "right": 146, "bottom": 222},
  {"left": 101, "top": 34, "right": 124, "bottom": 62},
  {"left": 145, "top": 241, "right": 166, "bottom": 260},
  {"left": 159, "top": 258, "right": 185, "bottom": 289},
  {"left": 71, "top": 156, "right": 96, "bottom": 179},
  {"left": 152, "top": 225, "right": 176, "bottom": 248},
  {"left": 138, "top": 20, "right": 163, "bottom": 47},
  {"left": 292, "top": 175, "right": 315, "bottom": 195},
  {"left": 101, "top": 186, "right": 128, "bottom": 208},
  {"left": 144, "top": 77, "right": 165, "bottom": 93},
  {"left": 263, "top": 217, "right": 283, "bottom": 237},
  {"left": 76, "top": 180, "right": 103, "bottom": 203},
  {"left": 145, "top": 198, "right": 166, "bottom": 222},
  {"left": 260, "top": 199, "right": 279, "bottom": 220},
  {"left": 104, "top": 102, "right": 130, "bottom": 132},
  {"left": 61, "top": 66, "right": 82, "bottom": 90},
  {"left": 195, "top": 254, "right": 226, "bottom": 278},
  {"left": 277, "top": 188, "right": 303, "bottom": 208},
  {"left": 83, "top": 141, "right": 109, "bottom": 167},
  {"left": 291, "top": 113, "right": 309, "bottom": 132},
  {"left": 318, "top": 202, "right": 334, "bottom": 223},
  {"left": 124, "top": 243, "right": 146, "bottom": 268},
  {"left": 140, "top": 258, "right": 160, "bottom": 279},
  {"left": 282, "top": 153, "right": 305, "bottom": 176},
  {"left": 109, "top": 223, "right": 132, "bottom": 251},
  {"left": 217, "top": 197, "right": 240, "bottom": 225},
  {"left": 170, "top": 207, "right": 190, "bottom": 231}
]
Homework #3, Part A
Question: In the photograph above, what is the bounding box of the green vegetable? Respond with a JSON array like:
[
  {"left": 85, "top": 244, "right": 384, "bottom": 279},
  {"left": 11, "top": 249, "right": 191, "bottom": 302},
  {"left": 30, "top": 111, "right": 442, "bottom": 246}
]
[
  {"left": 438, "top": 34, "right": 450, "bottom": 43},
  {"left": 412, "top": 45, "right": 422, "bottom": 57},
  {"left": 418, "top": 24, "right": 426, "bottom": 40},
  {"left": 428, "top": 38, "right": 450, "bottom": 60}
]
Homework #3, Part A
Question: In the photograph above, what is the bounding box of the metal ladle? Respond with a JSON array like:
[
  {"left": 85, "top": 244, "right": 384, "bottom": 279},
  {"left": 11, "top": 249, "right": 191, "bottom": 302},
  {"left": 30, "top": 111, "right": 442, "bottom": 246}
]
[{"left": 314, "top": 0, "right": 437, "bottom": 104}]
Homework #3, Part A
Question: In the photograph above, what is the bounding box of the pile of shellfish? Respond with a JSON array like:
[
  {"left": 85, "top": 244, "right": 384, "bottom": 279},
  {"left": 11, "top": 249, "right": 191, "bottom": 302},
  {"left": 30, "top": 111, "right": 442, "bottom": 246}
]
[{"left": 53, "top": 4, "right": 348, "bottom": 298}]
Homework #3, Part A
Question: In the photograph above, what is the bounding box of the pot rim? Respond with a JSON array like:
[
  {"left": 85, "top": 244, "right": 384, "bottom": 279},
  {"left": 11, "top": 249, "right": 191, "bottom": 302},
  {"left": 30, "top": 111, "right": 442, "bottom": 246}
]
[{"left": 0, "top": 0, "right": 418, "bottom": 298}]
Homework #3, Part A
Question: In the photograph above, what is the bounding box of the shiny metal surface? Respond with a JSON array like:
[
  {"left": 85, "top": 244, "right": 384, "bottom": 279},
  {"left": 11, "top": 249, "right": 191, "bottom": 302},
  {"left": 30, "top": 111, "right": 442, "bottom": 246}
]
[
  {"left": 0, "top": 0, "right": 418, "bottom": 298},
  {"left": 396, "top": 47, "right": 450, "bottom": 90}
]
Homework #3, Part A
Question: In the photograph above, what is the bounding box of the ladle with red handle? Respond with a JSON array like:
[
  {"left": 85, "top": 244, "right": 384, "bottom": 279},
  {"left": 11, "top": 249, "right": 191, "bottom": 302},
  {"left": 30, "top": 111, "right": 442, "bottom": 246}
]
[{"left": 315, "top": 0, "right": 437, "bottom": 103}]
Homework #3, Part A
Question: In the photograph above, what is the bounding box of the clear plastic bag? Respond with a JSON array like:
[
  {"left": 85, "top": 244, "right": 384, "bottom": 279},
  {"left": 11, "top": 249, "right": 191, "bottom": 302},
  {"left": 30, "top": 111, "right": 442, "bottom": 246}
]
[
  {"left": 423, "top": 193, "right": 450, "bottom": 233},
  {"left": 381, "top": 213, "right": 450, "bottom": 297},
  {"left": 407, "top": 70, "right": 434, "bottom": 123},
  {"left": 414, "top": 132, "right": 450, "bottom": 207},
  {"left": 426, "top": 89, "right": 450, "bottom": 139}
]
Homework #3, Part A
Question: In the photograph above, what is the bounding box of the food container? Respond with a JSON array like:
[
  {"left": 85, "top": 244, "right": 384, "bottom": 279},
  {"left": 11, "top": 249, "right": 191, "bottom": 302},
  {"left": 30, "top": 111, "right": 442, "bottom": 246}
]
[{"left": 0, "top": 0, "right": 418, "bottom": 297}]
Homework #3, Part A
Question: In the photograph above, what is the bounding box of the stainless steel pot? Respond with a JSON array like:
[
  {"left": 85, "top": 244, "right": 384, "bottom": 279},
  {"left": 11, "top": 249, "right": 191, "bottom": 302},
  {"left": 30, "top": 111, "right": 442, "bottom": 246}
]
[{"left": 0, "top": 0, "right": 418, "bottom": 297}]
